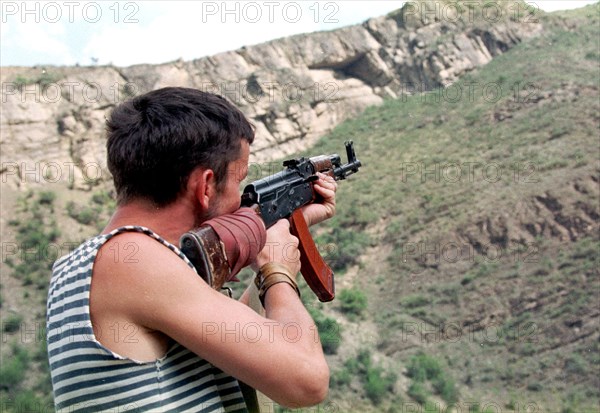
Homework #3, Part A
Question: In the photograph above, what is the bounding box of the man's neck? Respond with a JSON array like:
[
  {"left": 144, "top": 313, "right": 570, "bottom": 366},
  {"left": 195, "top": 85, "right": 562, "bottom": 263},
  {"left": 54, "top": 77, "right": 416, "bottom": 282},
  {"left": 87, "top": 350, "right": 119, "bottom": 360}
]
[{"left": 103, "top": 198, "right": 197, "bottom": 245}]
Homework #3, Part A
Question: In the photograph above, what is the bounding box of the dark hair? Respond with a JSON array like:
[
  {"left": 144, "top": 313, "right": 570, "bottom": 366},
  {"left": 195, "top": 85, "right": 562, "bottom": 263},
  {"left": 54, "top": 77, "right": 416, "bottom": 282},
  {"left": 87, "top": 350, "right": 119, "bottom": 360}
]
[{"left": 106, "top": 87, "right": 254, "bottom": 206}]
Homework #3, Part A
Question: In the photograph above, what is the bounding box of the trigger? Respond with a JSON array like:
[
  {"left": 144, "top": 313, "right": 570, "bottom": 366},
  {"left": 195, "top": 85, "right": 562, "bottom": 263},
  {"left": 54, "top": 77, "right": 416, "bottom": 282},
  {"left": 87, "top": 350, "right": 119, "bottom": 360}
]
[{"left": 304, "top": 175, "right": 319, "bottom": 184}]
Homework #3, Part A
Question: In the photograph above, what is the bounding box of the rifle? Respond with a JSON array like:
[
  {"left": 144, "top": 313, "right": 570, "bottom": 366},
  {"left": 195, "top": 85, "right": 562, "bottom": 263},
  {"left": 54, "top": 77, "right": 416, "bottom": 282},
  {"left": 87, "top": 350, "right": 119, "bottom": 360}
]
[
  {"left": 180, "top": 141, "right": 362, "bottom": 302},
  {"left": 240, "top": 140, "right": 361, "bottom": 301}
]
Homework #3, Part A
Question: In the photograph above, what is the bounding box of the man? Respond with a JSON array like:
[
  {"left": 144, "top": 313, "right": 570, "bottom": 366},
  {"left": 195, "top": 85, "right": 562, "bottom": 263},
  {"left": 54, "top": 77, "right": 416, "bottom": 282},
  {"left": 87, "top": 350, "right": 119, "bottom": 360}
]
[{"left": 47, "top": 87, "right": 336, "bottom": 412}]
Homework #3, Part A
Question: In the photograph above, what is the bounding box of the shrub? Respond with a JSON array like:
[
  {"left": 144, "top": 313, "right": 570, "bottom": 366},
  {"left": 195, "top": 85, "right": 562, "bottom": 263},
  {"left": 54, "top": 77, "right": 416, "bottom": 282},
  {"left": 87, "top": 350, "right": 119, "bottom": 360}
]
[
  {"left": 433, "top": 375, "right": 459, "bottom": 404},
  {"left": 9, "top": 193, "right": 61, "bottom": 289},
  {"left": 403, "top": 294, "right": 429, "bottom": 309},
  {"left": 318, "top": 317, "right": 342, "bottom": 354},
  {"left": 2, "top": 313, "right": 23, "bottom": 333},
  {"left": 0, "top": 344, "right": 30, "bottom": 390},
  {"left": 341, "top": 349, "right": 397, "bottom": 405},
  {"left": 339, "top": 287, "right": 368, "bottom": 319},
  {"left": 407, "top": 382, "right": 429, "bottom": 405},
  {"left": 365, "top": 365, "right": 397, "bottom": 404},
  {"left": 38, "top": 191, "right": 56, "bottom": 205},
  {"left": 91, "top": 190, "right": 115, "bottom": 207},
  {"left": 330, "top": 368, "right": 352, "bottom": 388},
  {"left": 66, "top": 201, "right": 99, "bottom": 225},
  {"left": 307, "top": 306, "right": 342, "bottom": 355},
  {"left": 316, "top": 227, "right": 371, "bottom": 272},
  {"left": 407, "top": 353, "right": 442, "bottom": 382},
  {"left": 406, "top": 352, "right": 459, "bottom": 405}
]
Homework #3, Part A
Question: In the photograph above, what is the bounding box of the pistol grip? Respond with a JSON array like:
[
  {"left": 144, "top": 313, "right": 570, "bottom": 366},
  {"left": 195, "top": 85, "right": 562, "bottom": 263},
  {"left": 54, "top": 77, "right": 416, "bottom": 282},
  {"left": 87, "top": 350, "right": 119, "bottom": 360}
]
[{"left": 289, "top": 209, "right": 335, "bottom": 302}]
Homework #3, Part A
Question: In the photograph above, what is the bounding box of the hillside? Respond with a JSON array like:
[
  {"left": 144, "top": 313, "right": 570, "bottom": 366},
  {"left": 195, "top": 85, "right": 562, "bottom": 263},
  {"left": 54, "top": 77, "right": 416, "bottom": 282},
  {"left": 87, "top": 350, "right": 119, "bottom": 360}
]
[
  {"left": 1, "top": 2, "right": 599, "bottom": 412},
  {"left": 295, "top": 4, "right": 600, "bottom": 412}
]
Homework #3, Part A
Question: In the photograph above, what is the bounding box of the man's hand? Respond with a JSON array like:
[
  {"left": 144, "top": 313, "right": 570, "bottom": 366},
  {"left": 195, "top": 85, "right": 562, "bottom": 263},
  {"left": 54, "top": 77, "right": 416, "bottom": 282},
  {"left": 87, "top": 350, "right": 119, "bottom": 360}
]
[
  {"left": 301, "top": 173, "right": 338, "bottom": 227},
  {"left": 252, "top": 219, "right": 301, "bottom": 276}
]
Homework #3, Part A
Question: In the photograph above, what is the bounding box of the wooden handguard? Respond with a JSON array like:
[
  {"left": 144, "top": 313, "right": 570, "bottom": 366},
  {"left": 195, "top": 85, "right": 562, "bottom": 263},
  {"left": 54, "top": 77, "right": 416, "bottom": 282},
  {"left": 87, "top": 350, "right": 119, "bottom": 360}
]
[{"left": 289, "top": 209, "right": 335, "bottom": 302}]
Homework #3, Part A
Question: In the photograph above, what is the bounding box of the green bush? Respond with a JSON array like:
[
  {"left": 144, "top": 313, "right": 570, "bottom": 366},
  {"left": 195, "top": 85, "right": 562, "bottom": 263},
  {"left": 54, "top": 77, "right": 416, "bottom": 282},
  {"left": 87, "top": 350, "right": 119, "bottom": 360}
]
[
  {"left": 66, "top": 201, "right": 99, "bottom": 225},
  {"left": 330, "top": 368, "right": 352, "bottom": 388},
  {"left": 432, "top": 375, "right": 459, "bottom": 404},
  {"left": 338, "top": 287, "right": 368, "bottom": 319},
  {"left": 307, "top": 306, "right": 342, "bottom": 354},
  {"left": 407, "top": 382, "right": 429, "bottom": 405},
  {"left": 337, "top": 349, "right": 397, "bottom": 405},
  {"left": 403, "top": 294, "right": 429, "bottom": 309},
  {"left": 9, "top": 192, "right": 61, "bottom": 289},
  {"left": 318, "top": 317, "right": 342, "bottom": 354},
  {"left": 365, "top": 365, "right": 397, "bottom": 404},
  {"left": 316, "top": 226, "right": 371, "bottom": 272},
  {"left": 2, "top": 313, "right": 23, "bottom": 333},
  {"left": 407, "top": 353, "right": 442, "bottom": 382},
  {"left": 12, "top": 71, "right": 61, "bottom": 89},
  {"left": 91, "top": 190, "right": 115, "bottom": 207},
  {"left": 526, "top": 382, "right": 543, "bottom": 392},
  {"left": 0, "top": 344, "right": 30, "bottom": 390},
  {"left": 406, "top": 352, "right": 459, "bottom": 405},
  {"left": 38, "top": 191, "right": 56, "bottom": 205}
]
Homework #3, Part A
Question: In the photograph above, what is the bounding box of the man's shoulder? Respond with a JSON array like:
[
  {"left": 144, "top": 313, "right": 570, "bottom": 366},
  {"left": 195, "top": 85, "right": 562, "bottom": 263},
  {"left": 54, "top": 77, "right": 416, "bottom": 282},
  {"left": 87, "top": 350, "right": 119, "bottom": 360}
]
[
  {"left": 51, "top": 233, "right": 107, "bottom": 276},
  {"left": 94, "top": 230, "right": 192, "bottom": 278},
  {"left": 91, "top": 230, "right": 204, "bottom": 325}
]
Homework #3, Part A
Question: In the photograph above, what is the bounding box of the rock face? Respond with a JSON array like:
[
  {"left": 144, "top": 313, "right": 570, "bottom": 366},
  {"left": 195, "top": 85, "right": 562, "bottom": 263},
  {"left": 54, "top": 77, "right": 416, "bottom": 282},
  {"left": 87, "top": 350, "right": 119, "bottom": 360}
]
[{"left": 0, "top": 1, "right": 543, "bottom": 190}]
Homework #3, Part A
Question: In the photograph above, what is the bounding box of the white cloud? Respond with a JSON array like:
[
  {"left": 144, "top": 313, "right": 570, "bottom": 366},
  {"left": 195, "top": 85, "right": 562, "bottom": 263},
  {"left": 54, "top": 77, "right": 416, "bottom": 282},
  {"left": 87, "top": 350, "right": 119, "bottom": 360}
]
[
  {"left": 1, "top": 17, "right": 74, "bottom": 66},
  {"left": 1, "top": 1, "right": 598, "bottom": 67},
  {"left": 83, "top": 2, "right": 326, "bottom": 66}
]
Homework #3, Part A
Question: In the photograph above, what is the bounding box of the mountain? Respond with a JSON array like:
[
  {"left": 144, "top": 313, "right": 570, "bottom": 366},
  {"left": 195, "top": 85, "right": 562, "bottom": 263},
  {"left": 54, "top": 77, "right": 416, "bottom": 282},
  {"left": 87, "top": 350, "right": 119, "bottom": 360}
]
[{"left": 1, "top": 0, "right": 542, "bottom": 190}]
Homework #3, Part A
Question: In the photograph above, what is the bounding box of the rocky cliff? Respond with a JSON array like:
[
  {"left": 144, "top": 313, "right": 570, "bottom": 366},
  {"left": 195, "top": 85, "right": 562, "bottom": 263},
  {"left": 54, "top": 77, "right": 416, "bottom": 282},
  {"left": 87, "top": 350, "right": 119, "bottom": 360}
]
[{"left": 1, "top": 1, "right": 543, "bottom": 190}]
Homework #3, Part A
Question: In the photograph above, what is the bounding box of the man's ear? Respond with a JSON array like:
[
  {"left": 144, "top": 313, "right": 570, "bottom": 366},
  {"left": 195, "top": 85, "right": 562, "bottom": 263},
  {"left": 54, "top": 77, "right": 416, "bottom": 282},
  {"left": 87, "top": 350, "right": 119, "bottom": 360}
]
[{"left": 190, "top": 168, "right": 216, "bottom": 211}]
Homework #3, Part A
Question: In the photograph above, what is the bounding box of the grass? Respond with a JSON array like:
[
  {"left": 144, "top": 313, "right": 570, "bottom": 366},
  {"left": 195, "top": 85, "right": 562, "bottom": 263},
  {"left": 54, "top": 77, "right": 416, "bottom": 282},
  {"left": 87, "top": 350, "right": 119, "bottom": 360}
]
[
  {"left": 332, "top": 349, "right": 397, "bottom": 405},
  {"left": 312, "top": 3, "right": 599, "bottom": 409},
  {"left": 6, "top": 191, "right": 61, "bottom": 290},
  {"left": 338, "top": 287, "right": 368, "bottom": 320},
  {"left": 0, "top": 343, "right": 30, "bottom": 391}
]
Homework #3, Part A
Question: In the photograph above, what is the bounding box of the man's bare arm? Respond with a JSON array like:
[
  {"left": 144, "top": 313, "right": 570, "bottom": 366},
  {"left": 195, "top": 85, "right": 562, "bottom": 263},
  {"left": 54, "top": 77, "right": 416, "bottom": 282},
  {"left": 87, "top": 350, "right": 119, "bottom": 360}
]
[{"left": 91, "top": 229, "right": 328, "bottom": 408}]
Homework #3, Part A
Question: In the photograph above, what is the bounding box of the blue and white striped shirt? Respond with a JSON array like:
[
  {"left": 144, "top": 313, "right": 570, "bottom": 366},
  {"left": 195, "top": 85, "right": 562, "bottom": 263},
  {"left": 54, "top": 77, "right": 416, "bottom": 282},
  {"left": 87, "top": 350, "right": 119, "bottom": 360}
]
[{"left": 47, "top": 226, "right": 248, "bottom": 412}]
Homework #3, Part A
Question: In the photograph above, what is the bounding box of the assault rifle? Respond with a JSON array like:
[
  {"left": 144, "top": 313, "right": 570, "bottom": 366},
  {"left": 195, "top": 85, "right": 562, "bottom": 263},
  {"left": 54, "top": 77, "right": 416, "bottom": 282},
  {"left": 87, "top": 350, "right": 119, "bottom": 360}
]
[
  {"left": 240, "top": 141, "right": 361, "bottom": 301},
  {"left": 180, "top": 141, "right": 361, "bottom": 302}
]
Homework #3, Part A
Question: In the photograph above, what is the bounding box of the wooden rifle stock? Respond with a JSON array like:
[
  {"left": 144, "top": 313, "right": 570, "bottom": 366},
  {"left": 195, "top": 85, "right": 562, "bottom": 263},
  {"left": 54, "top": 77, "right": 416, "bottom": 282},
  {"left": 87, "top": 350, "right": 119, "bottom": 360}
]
[{"left": 289, "top": 209, "right": 335, "bottom": 302}]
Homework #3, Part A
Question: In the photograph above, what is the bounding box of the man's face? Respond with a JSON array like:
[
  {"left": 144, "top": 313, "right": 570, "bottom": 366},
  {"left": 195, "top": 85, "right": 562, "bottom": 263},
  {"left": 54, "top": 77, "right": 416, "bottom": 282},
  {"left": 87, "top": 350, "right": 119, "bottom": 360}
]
[{"left": 206, "top": 139, "right": 250, "bottom": 219}]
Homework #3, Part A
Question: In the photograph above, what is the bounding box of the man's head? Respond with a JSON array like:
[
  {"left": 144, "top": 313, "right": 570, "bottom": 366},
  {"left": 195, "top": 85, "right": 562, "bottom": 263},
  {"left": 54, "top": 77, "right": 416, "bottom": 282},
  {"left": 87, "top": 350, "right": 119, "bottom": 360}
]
[{"left": 106, "top": 87, "right": 254, "bottom": 208}]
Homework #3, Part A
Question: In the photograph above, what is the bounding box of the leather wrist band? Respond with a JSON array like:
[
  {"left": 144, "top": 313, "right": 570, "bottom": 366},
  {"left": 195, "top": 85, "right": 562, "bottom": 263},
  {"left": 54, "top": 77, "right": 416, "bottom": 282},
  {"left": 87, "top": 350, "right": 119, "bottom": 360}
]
[{"left": 254, "top": 263, "right": 301, "bottom": 307}]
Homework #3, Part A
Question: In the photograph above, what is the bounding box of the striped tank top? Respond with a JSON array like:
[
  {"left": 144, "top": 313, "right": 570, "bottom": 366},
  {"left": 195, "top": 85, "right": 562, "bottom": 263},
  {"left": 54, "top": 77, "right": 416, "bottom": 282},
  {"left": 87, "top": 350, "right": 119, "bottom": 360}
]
[{"left": 47, "top": 226, "right": 248, "bottom": 412}]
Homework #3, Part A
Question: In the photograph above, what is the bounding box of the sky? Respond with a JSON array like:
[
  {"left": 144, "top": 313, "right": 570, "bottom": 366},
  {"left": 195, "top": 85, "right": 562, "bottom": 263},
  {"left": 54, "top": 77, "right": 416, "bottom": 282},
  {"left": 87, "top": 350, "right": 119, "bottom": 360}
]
[{"left": 1, "top": 1, "right": 598, "bottom": 67}]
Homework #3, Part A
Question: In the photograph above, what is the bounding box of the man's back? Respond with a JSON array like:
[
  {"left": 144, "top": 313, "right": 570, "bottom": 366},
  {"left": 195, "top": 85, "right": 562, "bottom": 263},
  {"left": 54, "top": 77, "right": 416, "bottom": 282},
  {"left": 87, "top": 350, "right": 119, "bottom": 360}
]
[{"left": 47, "top": 226, "right": 247, "bottom": 412}]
